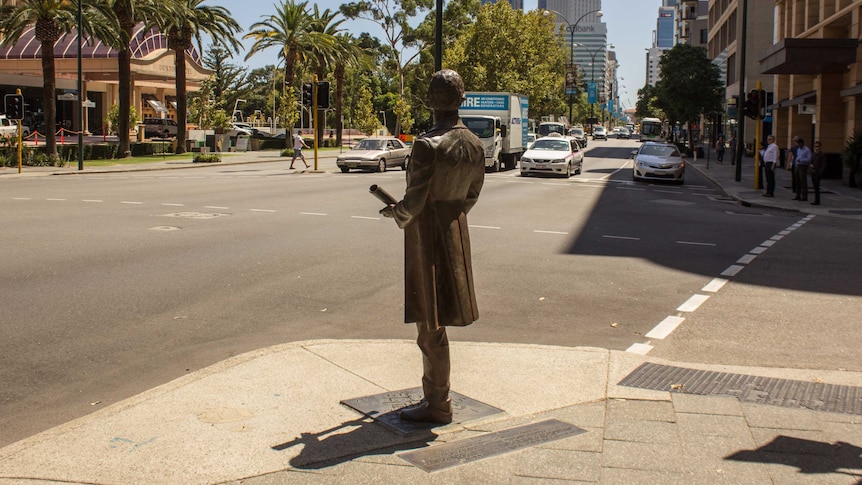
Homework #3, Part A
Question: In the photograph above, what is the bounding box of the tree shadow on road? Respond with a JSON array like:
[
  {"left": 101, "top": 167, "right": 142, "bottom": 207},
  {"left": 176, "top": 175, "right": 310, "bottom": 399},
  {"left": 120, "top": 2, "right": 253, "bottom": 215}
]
[{"left": 726, "top": 435, "right": 862, "bottom": 484}]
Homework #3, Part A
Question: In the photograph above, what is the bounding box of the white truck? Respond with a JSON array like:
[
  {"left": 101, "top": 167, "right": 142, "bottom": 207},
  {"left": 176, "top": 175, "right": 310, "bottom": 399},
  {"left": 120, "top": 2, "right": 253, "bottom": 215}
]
[{"left": 459, "top": 92, "right": 528, "bottom": 171}]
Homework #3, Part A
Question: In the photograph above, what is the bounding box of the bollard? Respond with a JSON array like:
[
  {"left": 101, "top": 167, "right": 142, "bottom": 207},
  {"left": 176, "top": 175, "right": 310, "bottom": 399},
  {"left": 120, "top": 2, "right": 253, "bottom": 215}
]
[{"left": 60, "top": 128, "right": 65, "bottom": 144}]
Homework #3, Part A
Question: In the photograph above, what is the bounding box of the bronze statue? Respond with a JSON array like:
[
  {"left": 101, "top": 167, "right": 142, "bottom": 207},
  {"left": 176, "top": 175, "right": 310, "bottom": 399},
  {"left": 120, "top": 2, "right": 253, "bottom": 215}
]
[{"left": 380, "top": 69, "right": 485, "bottom": 424}]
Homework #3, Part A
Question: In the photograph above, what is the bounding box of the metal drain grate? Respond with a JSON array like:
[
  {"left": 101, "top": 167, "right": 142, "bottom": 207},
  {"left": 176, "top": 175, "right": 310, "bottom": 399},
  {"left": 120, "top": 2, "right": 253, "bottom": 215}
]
[{"left": 618, "top": 363, "right": 862, "bottom": 415}]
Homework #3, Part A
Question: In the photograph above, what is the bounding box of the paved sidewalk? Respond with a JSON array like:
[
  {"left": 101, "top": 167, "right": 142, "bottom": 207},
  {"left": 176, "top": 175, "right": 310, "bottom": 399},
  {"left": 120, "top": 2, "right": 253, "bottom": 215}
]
[
  {"left": 2, "top": 144, "right": 862, "bottom": 484},
  {"left": 0, "top": 340, "right": 860, "bottom": 484}
]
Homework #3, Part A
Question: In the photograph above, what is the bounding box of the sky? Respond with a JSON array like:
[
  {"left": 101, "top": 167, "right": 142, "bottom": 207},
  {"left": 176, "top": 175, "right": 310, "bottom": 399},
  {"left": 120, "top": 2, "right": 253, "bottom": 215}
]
[{"left": 206, "top": 0, "right": 661, "bottom": 109}]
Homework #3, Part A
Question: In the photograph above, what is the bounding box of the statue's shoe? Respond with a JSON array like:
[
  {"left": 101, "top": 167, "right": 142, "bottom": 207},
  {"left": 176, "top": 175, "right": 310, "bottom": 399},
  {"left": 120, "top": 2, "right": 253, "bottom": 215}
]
[{"left": 399, "top": 399, "right": 453, "bottom": 424}]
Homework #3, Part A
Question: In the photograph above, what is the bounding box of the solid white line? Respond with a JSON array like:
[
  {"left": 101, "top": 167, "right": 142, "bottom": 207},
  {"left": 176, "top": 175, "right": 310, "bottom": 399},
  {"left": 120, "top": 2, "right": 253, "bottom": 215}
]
[
  {"left": 645, "top": 316, "right": 686, "bottom": 339},
  {"left": 760, "top": 240, "right": 776, "bottom": 247},
  {"left": 534, "top": 230, "right": 569, "bottom": 235},
  {"left": 205, "top": 206, "right": 228, "bottom": 209},
  {"left": 702, "top": 278, "right": 728, "bottom": 293},
  {"left": 685, "top": 184, "right": 709, "bottom": 189},
  {"left": 603, "top": 235, "right": 640, "bottom": 241},
  {"left": 737, "top": 254, "right": 757, "bottom": 264},
  {"left": 676, "top": 240, "right": 717, "bottom": 247},
  {"left": 162, "top": 203, "right": 184, "bottom": 207},
  {"left": 47, "top": 198, "right": 66, "bottom": 201},
  {"left": 721, "top": 265, "right": 745, "bottom": 277},
  {"left": 750, "top": 246, "right": 768, "bottom": 254},
  {"left": 625, "top": 343, "right": 654, "bottom": 355},
  {"left": 121, "top": 201, "right": 143, "bottom": 205},
  {"left": 542, "top": 182, "right": 568, "bottom": 186},
  {"left": 616, "top": 186, "right": 646, "bottom": 191},
  {"left": 677, "top": 294, "right": 710, "bottom": 312},
  {"left": 82, "top": 199, "right": 103, "bottom": 203},
  {"left": 655, "top": 190, "right": 683, "bottom": 194},
  {"left": 351, "top": 216, "right": 380, "bottom": 220},
  {"left": 470, "top": 225, "right": 501, "bottom": 230},
  {"left": 600, "top": 163, "right": 631, "bottom": 180},
  {"left": 250, "top": 209, "right": 276, "bottom": 213},
  {"left": 300, "top": 212, "right": 327, "bottom": 216}
]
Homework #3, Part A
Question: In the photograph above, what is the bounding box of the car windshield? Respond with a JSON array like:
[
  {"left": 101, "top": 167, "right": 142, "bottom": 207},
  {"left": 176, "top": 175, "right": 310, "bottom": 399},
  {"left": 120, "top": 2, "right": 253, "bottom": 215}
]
[
  {"left": 357, "top": 139, "right": 385, "bottom": 150},
  {"left": 640, "top": 145, "right": 679, "bottom": 157},
  {"left": 463, "top": 118, "right": 495, "bottom": 138},
  {"left": 571, "top": 129, "right": 584, "bottom": 136},
  {"left": 531, "top": 139, "right": 571, "bottom": 151},
  {"left": 538, "top": 124, "right": 565, "bottom": 137}
]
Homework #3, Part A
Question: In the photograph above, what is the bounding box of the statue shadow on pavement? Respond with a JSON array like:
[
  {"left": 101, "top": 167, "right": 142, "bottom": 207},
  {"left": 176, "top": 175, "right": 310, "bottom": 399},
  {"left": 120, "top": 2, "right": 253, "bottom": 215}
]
[
  {"left": 726, "top": 435, "right": 862, "bottom": 483},
  {"left": 272, "top": 417, "right": 437, "bottom": 470}
]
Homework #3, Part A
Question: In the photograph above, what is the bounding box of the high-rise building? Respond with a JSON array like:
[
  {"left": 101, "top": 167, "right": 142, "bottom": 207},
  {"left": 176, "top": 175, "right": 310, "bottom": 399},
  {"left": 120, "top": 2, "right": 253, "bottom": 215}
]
[
  {"left": 481, "top": 0, "right": 523, "bottom": 9},
  {"left": 656, "top": 7, "right": 675, "bottom": 48},
  {"left": 544, "top": 0, "right": 609, "bottom": 99}
]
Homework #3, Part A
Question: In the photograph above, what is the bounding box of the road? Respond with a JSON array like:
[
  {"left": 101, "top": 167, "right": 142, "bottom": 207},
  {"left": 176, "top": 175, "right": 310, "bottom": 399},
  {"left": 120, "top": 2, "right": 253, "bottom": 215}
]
[{"left": 2, "top": 137, "right": 860, "bottom": 447}]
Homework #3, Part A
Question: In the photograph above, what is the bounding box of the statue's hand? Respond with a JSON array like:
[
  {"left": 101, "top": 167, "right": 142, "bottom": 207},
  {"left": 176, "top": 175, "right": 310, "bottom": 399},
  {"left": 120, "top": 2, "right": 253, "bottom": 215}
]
[{"left": 380, "top": 205, "right": 395, "bottom": 218}]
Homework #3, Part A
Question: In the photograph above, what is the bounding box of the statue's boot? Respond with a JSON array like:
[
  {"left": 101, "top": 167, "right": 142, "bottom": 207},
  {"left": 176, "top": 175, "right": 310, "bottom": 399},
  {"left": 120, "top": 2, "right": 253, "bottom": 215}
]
[{"left": 400, "top": 327, "right": 453, "bottom": 424}]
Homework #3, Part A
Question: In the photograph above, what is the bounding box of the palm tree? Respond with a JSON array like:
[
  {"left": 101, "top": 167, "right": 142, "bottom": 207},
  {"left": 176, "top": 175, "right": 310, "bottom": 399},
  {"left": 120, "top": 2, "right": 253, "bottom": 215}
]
[
  {"left": 0, "top": 0, "right": 114, "bottom": 158},
  {"left": 106, "top": 0, "right": 169, "bottom": 157},
  {"left": 161, "top": 0, "right": 241, "bottom": 154},
  {"left": 331, "top": 33, "right": 369, "bottom": 146}
]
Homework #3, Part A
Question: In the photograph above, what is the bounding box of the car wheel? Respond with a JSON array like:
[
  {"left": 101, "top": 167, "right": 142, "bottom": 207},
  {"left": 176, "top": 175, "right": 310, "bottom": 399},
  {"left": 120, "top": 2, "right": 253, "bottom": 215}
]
[
  {"left": 377, "top": 159, "right": 386, "bottom": 172},
  {"left": 401, "top": 156, "right": 409, "bottom": 170},
  {"left": 339, "top": 166, "right": 350, "bottom": 173},
  {"left": 492, "top": 159, "right": 500, "bottom": 172},
  {"left": 575, "top": 161, "right": 582, "bottom": 175}
]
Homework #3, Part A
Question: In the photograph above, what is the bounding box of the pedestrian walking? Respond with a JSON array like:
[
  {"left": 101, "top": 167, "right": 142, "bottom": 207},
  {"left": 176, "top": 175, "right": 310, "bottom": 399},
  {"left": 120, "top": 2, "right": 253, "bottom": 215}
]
[
  {"left": 810, "top": 140, "right": 826, "bottom": 205},
  {"left": 290, "top": 130, "right": 310, "bottom": 169},
  {"left": 761, "top": 135, "right": 779, "bottom": 197},
  {"left": 715, "top": 135, "right": 726, "bottom": 163},
  {"left": 793, "top": 138, "right": 811, "bottom": 201}
]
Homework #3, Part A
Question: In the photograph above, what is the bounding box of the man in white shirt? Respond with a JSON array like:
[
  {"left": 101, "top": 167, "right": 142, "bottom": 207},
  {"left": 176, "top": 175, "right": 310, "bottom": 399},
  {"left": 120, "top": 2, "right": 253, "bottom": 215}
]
[
  {"left": 762, "top": 135, "right": 779, "bottom": 197},
  {"left": 290, "top": 130, "right": 310, "bottom": 169}
]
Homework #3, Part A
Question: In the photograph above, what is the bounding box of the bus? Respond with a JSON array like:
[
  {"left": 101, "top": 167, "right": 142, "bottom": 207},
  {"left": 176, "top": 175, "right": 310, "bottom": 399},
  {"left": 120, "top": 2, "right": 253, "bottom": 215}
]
[{"left": 639, "top": 117, "right": 664, "bottom": 142}]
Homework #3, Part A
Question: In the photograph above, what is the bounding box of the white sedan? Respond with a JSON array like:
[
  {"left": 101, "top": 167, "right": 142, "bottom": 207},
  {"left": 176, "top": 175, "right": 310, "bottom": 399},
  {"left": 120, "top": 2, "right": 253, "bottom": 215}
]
[
  {"left": 336, "top": 137, "right": 411, "bottom": 173},
  {"left": 520, "top": 136, "right": 584, "bottom": 178}
]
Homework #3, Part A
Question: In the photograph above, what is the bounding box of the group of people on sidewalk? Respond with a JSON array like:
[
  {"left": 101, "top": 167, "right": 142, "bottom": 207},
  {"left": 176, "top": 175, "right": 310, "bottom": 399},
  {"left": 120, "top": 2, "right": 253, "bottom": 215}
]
[{"left": 760, "top": 135, "right": 827, "bottom": 205}]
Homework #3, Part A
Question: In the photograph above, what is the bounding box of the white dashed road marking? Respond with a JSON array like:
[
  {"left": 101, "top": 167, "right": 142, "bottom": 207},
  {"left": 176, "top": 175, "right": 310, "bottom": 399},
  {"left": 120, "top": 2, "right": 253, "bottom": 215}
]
[
  {"left": 351, "top": 216, "right": 380, "bottom": 220},
  {"left": 701, "top": 278, "right": 728, "bottom": 293},
  {"left": 603, "top": 235, "right": 640, "bottom": 241},
  {"left": 533, "top": 230, "right": 569, "bottom": 235},
  {"left": 300, "top": 212, "right": 327, "bottom": 216},
  {"left": 676, "top": 240, "right": 717, "bottom": 247},
  {"left": 470, "top": 225, "right": 501, "bottom": 230},
  {"left": 645, "top": 316, "right": 686, "bottom": 339}
]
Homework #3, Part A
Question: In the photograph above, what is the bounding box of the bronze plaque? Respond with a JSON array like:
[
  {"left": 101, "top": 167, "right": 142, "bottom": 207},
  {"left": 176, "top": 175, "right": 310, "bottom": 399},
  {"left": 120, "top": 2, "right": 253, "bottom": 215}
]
[
  {"left": 398, "top": 419, "right": 586, "bottom": 472},
  {"left": 341, "top": 387, "right": 504, "bottom": 435}
]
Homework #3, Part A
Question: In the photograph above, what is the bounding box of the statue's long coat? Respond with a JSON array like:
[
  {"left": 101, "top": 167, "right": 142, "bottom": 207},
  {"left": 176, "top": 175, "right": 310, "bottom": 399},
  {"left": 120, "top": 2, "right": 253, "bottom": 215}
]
[{"left": 392, "top": 121, "right": 485, "bottom": 332}]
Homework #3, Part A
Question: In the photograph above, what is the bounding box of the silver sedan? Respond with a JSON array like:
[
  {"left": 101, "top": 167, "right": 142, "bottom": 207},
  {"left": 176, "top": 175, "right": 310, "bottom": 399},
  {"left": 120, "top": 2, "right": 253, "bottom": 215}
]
[
  {"left": 336, "top": 137, "right": 411, "bottom": 173},
  {"left": 631, "top": 142, "right": 686, "bottom": 184}
]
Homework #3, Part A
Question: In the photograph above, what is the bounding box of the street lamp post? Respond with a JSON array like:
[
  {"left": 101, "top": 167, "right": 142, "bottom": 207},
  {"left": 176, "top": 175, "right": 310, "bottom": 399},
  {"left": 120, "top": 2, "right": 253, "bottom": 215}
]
[
  {"left": 576, "top": 43, "right": 613, "bottom": 126},
  {"left": 544, "top": 9, "right": 602, "bottom": 125}
]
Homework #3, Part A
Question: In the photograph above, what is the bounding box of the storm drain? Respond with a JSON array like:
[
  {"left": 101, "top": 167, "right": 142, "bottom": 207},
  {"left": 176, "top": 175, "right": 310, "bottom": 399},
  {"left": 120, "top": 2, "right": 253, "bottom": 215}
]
[{"left": 618, "top": 363, "right": 862, "bottom": 416}]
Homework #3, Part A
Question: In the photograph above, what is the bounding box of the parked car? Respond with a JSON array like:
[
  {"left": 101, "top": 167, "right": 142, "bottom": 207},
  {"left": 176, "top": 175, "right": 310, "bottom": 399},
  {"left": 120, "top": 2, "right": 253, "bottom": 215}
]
[
  {"left": 0, "top": 115, "right": 30, "bottom": 137},
  {"left": 617, "top": 127, "right": 631, "bottom": 139},
  {"left": 592, "top": 126, "right": 607, "bottom": 140},
  {"left": 568, "top": 126, "right": 588, "bottom": 148},
  {"left": 520, "top": 136, "right": 583, "bottom": 178},
  {"left": 631, "top": 141, "right": 685, "bottom": 184},
  {"left": 142, "top": 117, "right": 178, "bottom": 138},
  {"left": 336, "top": 137, "right": 411, "bottom": 173}
]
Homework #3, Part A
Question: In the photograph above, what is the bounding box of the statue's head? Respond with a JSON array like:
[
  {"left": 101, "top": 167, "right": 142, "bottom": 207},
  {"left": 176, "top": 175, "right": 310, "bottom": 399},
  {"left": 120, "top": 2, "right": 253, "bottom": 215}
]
[{"left": 428, "top": 69, "right": 465, "bottom": 111}]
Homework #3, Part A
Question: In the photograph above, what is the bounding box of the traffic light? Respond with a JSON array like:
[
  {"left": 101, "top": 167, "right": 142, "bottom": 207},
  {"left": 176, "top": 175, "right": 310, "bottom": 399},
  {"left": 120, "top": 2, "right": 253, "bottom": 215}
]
[
  {"left": 301, "top": 83, "right": 313, "bottom": 107},
  {"left": 4, "top": 94, "right": 24, "bottom": 120},
  {"left": 316, "top": 81, "right": 330, "bottom": 109},
  {"left": 743, "top": 90, "right": 758, "bottom": 119},
  {"left": 758, "top": 89, "right": 767, "bottom": 119}
]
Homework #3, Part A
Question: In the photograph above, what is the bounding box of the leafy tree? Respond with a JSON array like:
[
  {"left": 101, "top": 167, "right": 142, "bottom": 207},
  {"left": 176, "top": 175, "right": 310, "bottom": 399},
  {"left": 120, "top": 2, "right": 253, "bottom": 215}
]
[
  {"left": 162, "top": 0, "right": 242, "bottom": 154},
  {"left": 0, "top": 0, "right": 117, "bottom": 158},
  {"left": 106, "top": 103, "right": 139, "bottom": 135},
  {"left": 442, "top": 2, "right": 566, "bottom": 122},
  {"left": 340, "top": 0, "right": 434, "bottom": 134},
  {"left": 353, "top": 84, "right": 379, "bottom": 136},
  {"left": 635, "top": 84, "right": 664, "bottom": 120},
  {"left": 202, "top": 45, "right": 251, "bottom": 122},
  {"left": 654, "top": 44, "right": 723, "bottom": 146}
]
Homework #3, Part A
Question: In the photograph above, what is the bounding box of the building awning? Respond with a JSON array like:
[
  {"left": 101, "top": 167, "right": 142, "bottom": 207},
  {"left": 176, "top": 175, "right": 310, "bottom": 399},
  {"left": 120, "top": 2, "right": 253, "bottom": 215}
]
[
  {"left": 760, "top": 38, "right": 858, "bottom": 75},
  {"left": 772, "top": 90, "right": 817, "bottom": 109},
  {"left": 166, "top": 95, "right": 178, "bottom": 110},
  {"left": 143, "top": 94, "right": 168, "bottom": 114},
  {"left": 840, "top": 83, "right": 862, "bottom": 97}
]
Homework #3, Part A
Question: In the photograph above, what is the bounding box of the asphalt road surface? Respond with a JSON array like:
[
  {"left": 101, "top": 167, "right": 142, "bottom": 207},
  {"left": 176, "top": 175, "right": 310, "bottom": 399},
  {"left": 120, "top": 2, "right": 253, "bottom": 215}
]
[{"left": 2, "top": 137, "right": 860, "bottom": 447}]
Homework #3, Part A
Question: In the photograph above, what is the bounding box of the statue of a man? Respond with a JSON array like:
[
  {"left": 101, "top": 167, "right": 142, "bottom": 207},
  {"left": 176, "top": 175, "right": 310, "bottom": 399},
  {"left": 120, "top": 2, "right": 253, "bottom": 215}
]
[{"left": 380, "top": 69, "right": 485, "bottom": 424}]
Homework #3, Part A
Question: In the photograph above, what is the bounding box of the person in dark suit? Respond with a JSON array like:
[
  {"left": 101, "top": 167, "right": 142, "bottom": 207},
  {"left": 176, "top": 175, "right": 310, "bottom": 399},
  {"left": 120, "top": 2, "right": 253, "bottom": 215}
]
[
  {"left": 810, "top": 140, "right": 826, "bottom": 205},
  {"left": 380, "top": 70, "right": 485, "bottom": 424}
]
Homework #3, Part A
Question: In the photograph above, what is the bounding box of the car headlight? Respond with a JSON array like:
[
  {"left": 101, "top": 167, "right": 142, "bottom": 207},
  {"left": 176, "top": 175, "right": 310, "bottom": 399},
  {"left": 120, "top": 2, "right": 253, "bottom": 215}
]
[{"left": 522, "top": 157, "right": 533, "bottom": 163}]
